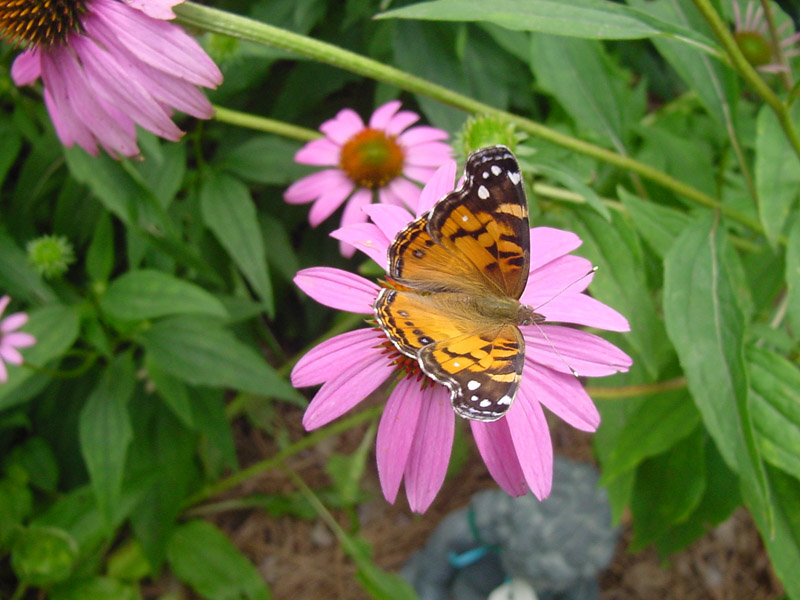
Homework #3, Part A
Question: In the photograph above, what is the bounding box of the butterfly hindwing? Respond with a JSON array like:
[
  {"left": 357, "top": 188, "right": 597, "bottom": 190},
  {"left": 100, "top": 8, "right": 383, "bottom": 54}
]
[{"left": 427, "top": 146, "right": 530, "bottom": 299}]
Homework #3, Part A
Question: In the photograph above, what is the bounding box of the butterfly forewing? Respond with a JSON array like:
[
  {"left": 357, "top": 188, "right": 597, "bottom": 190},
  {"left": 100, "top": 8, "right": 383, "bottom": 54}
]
[{"left": 427, "top": 146, "right": 530, "bottom": 299}]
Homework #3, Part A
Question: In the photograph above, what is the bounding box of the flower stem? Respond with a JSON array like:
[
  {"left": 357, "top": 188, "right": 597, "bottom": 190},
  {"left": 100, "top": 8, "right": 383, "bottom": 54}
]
[
  {"left": 175, "top": 2, "right": 764, "bottom": 237},
  {"left": 587, "top": 376, "right": 687, "bottom": 399},
  {"left": 213, "top": 105, "right": 319, "bottom": 141},
  {"left": 181, "top": 403, "right": 383, "bottom": 509},
  {"left": 692, "top": 0, "right": 800, "bottom": 165}
]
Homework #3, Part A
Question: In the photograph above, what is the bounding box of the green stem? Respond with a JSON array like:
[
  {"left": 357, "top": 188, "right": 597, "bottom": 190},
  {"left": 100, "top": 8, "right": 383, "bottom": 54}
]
[
  {"left": 213, "top": 106, "right": 319, "bottom": 141},
  {"left": 587, "top": 376, "right": 687, "bottom": 399},
  {"left": 182, "top": 403, "right": 383, "bottom": 508},
  {"left": 175, "top": 2, "right": 764, "bottom": 236},
  {"left": 758, "top": 0, "right": 793, "bottom": 91},
  {"left": 692, "top": 0, "right": 800, "bottom": 164},
  {"left": 9, "top": 583, "right": 27, "bottom": 600}
]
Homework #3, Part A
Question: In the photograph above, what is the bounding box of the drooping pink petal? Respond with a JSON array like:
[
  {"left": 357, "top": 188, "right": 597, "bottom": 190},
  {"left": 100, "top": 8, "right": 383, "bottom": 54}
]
[
  {"left": 363, "top": 204, "right": 414, "bottom": 242},
  {"left": 284, "top": 169, "right": 353, "bottom": 205},
  {"left": 368, "top": 100, "right": 402, "bottom": 130},
  {"left": 506, "top": 385, "right": 553, "bottom": 500},
  {"left": 397, "top": 126, "right": 449, "bottom": 147},
  {"left": 291, "top": 328, "right": 385, "bottom": 388},
  {"left": 320, "top": 109, "right": 364, "bottom": 145},
  {"left": 377, "top": 377, "right": 426, "bottom": 503},
  {"left": 295, "top": 138, "right": 341, "bottom": 166},
  {"left": 385, "top": 110, "right": 420, "bottom": 136},
  {"left": 386, "top": 177, "right": 422, "bottom": 212},
  {"left": 404, "top": 386, "right": 454, "bottom": 513},
  {"left": 302, "top": 357, "right": 395, "bottom": 430},
  {"left": 1, "top": 313, "right": 28, "bottom": 333},
  {"left": 536, "top": 293, "right": 630, "bottom": 332},
  {"left": 471, "top": 418, "right": 528, "bottom": 496},
  {"left": 339, "top": 189, "right": 374, "bottom": 257},
  {"left": 123, "top": 0, "right": 181, "bottom": 19},
  {"left": 330, "top": 223, "right": 388, "bottom": 266},
  {"left": 293, "top": 267, "right": 379, "bottom": 314},
  {"left": 521, "top": 363, "right": 600, "bottom": 432},
  {"left": 416, "top": 161, "right": 457, "bottom": 214},
  {"left": 0, "top": 346, "right": 24, "bottom": 366},
  {"left": 11, "top": 50, "right": 41, "bottom": 86},
  {"left": 528, "top": 228, "right": 583, "bottom": 272},
  {"left": 524, "top": 327, "right": 632, "bottom": 377}
]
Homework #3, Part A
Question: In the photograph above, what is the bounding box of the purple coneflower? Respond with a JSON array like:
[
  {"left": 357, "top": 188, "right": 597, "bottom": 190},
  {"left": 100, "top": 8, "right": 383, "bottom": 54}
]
[
  {"left": 0, "top": 296, "right": 35, "bottom": 383},
  {"left": 733, "top": 0, "right": 800, "bottom": 72},
  {"left": 291, "top": 162, "right": 632, "bottom": 513},
  {"left": 284, "top": 101, "right": 451, "bottom": 256},
  {"left": 3, "top": 0, "right": 222, "bottom": 157}
]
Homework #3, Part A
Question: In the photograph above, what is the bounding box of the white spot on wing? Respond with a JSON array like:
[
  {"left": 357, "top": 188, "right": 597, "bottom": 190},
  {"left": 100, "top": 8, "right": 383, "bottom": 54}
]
[
  {"left": 498, "top": 395, "right": 512, "bottom": 406},
  {"left": 467, "top": 380, "right": 481, "bottom": 390},
  {"left": 491, "top": 165, "right": 502, "bottom": 176},
  {"left": 462, "top": 215, "right": 468, "bottom": 222},
  {"left": 478, "top": 185, "right": 490, "bottom": 200},
  {"left": 508, "top": 171, "right": 521, "bottom": 185},
  {"left": 479, "top": 399, "right": 491, "bottom": 408},
  {"left": 470, "top": 395, "right": 478, "bottom": 402},
  {"left": 483, "top": 171, "right": 490, "bottom": 179}
]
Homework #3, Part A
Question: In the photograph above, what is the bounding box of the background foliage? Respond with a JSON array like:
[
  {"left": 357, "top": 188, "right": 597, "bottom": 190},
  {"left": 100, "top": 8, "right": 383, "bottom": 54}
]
[{"left": 1, "top": 0, "right": 800, "bottom": 598}]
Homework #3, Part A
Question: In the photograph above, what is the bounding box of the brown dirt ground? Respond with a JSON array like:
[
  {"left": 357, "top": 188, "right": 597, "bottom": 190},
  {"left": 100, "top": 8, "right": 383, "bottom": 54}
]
[{"left": 157, "top": 404, "right": 785, "bottom": 600}]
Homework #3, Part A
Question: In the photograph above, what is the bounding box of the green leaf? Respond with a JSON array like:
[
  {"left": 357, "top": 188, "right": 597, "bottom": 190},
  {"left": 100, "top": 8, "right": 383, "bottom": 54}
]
[
  {"left": 631, "top": 428, "right": 707, "bottom": 550},
  {"left": 663, "top": 215, "right": 770, "bottom": 520},
  {"left": 141, "top": 315, "right": 301, "bottom": 402},
  {"left": 601, "top": 390, "right": 700, "bottom": 484},
  {"left": 377, "top": 0, "right": 707, "bottom": 41},
  {"left": 50, "top": 576, "right": 139, "bottom": 600},
  {"left": 167, "top": 520, "right": 270, "bottom": 600},
  {"left": 0, "top": 476, "right": 33, "bottom": 549},
  {"left": 134, "top": 134, "right": 186, "bottom": 208},
  {"left": 530, "top": 36, "right": 635, "bottom": 149},
  {"left": 748, "top": 345, "right": 800, "bottom": 481},
  {"left": 618, "top": 187, "right": 690, "bottom": 258},
  {"left": 0, "top": 231, "right": 57, "bottom": 304},
  {"left": 0, "top": 120, "right": 22, "bottom": 188},
  {"left": 215, "top": 136, "right": 308, "bottom": 185},
  {"left": 79, "top": 354, "right": 136, "bottom": 527},
  {"left": 200, "top": 172, "right": 274, "bottom": 316},
  {"left": 0, "top": 304, "right": 80, "bottom": 411},
  {"left": 86, "top": 213, "right": 115, "bottom": 284},
  {"left": 11, "top": 526, "right": 78, "bottom": 586},
  {"left": 192, "top": 390, "right": 238, "bottom": 477},
  {"left": 755, "top": 104, "right": 800, "bottom": 246},
  {"left": 535, "top": 161, "right": 610, "bottom": 220},
  {"left": 787, "top": 218, "right": 800, "bottom": 333},
  {"left": 7, "top": 437, "right": 59, "bottom": 493},
  {"left": 101, "top": 270, "right": 228, "bottom": 322},
  {"left": 325, "top": 423, "right": 375, "bottom": 506},
  {"left": 145, "top": 358, "right": 195, "bottom": 429}
]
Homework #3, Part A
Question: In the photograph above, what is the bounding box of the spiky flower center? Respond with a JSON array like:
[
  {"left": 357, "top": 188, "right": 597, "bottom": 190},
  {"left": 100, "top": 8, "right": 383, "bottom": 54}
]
[
  {"left": 734, "top": 30, "right": 773, "bottom": 67},
  {"left": 0, "top": 0, "right": 86, "bottom": 47},
  {"left": 339, "top": 128, "right": 405, "bottom": 189}
]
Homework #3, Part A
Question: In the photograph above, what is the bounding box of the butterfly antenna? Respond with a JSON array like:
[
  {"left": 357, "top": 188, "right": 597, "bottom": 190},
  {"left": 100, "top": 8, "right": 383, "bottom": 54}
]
[
  {"left": 532, "top": 321, "right": 580, "bottom": 378},
  {"left": 533, "top": 265, "right": 598, "bottom": 313}
]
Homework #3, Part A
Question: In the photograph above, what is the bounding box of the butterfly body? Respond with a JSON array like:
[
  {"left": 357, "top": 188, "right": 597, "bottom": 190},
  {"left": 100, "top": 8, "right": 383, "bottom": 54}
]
[{"left": 375, "top": 146, "right": 541, "bottom": 421}]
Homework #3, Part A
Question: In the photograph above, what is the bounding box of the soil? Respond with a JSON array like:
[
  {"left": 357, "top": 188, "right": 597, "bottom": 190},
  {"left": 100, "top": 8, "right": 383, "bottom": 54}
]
[{"left": 165, "top": 404, "right": 786, "bottom": 600}]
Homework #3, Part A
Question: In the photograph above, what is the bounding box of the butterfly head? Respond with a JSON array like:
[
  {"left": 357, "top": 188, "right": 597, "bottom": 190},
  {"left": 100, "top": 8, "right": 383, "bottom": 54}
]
[{"left": 517, "top": 304, "right": 545, "bottom": 327}]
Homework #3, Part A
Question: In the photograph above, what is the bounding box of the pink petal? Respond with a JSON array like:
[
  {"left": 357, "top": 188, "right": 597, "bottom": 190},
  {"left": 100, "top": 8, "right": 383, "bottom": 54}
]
[
  {"left": 471, "top": 418, "right": 528, "bottom": 496},
  {"left": 1, "top": 313, "right": 28, "bottom": 333},
  {"left": 377, "top": 376, "right": 425, "bottom": 503},
  {"left": 88, "top": 0, "right": 222, "bottom": 88},
  {"left": 521, "top": 363, "right": 600, "bottom": 432},
  {"left": 536, "top": 293, "right": 630, "bottom": 332},
  {"left": 295, "top": 138, "right": 341, "bottom": 166},
  {"left": 284, "top": 169, "right": 352, "bottom": 205},
  {"left": 303, "top": 356, "right": 395, "bottom": 430},
  {"left": 385, "top": 110, "right": 420, "bottom": 136},
  {"left": 44, "top": 86, "right": 93, "bottom": 153},
  {"left": 403, "top": 141, "right": 454, "bottom": 166},
  {"left": 524, "top": 326, "right": 632, "bottom": 377},
  {"left": 363, "top": 204, "right": 414, "bottom": 242},
  {"left": 294, "top": 267, "right": 379, "bottom": 314},
  {"left": 123, "top": 0, "right": 181, "bottom": 19},
  {"left": 11, "top": 50, "right": 41, "bottom": 85},
  {"left": 0, "top": 297, "right": 9, "bottom": 317},
  {"left": 0, "top": 345, "right": 24, "bottom": 366},
  {"left": 0, "top": 359, "right": 7, "bottom": 383},
  {"left": 330, "top": 223, "right": 389, "bottom": 266},
  {"left": 403, "top": 165, "right": 439, "bottom": 184},
  {"left": 404, "top": 386, "right": 454, "bottom": 513},
  {"left": 397, "top": 126, "right": 449, "bottom": 146},
  {"left": 386, "top": 177, "right": 422, "bottom": 212},
  {"left": 376, "top": 185, "right": 407, "bottom": 207},
  {"left": 308, "top": 181, "right": 356, "bottom": 228},
  {"left": 292, "top": 328, "right": 386, "bottom": 388},
  {"left": 528, "top": 228, "right": 583, "bottom": 272},
  {"left": 320, "top": 109, "right": 364, "bottom": 145},
  {"left": 506, "top": 385, "right": 553, "bottom": 500},
  {"left": 416, "top": 161, "right": 457, "bottom": 214},
  {"left": 524, "top": 255, "right": 594, "bottom": 303},
  {"left": 338, "top": 188, "right": 373, "bottom": 257},
  {"left": 1, "top": 333, "right": 35, "bottom": 349},
  {"left": 368, "top": 100, "right": 402, "bottom": 130}
]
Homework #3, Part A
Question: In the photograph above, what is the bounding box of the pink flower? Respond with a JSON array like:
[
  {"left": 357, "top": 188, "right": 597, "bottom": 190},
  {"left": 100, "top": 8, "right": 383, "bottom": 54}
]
[
  {"left": 5, "top": 0, "right": 223, "bottom": 158},
  {"left": 733, "top": 0, "right": 800, "bottom": 73},
  {"left": 0, "top": 296, "right": 36, "bottom": 384},
  {"left": 284, "top": 100, "right": 451, "bottom": 256},
  {"left": 292, "top": 162, "right": 632, "bottom": 513}
]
